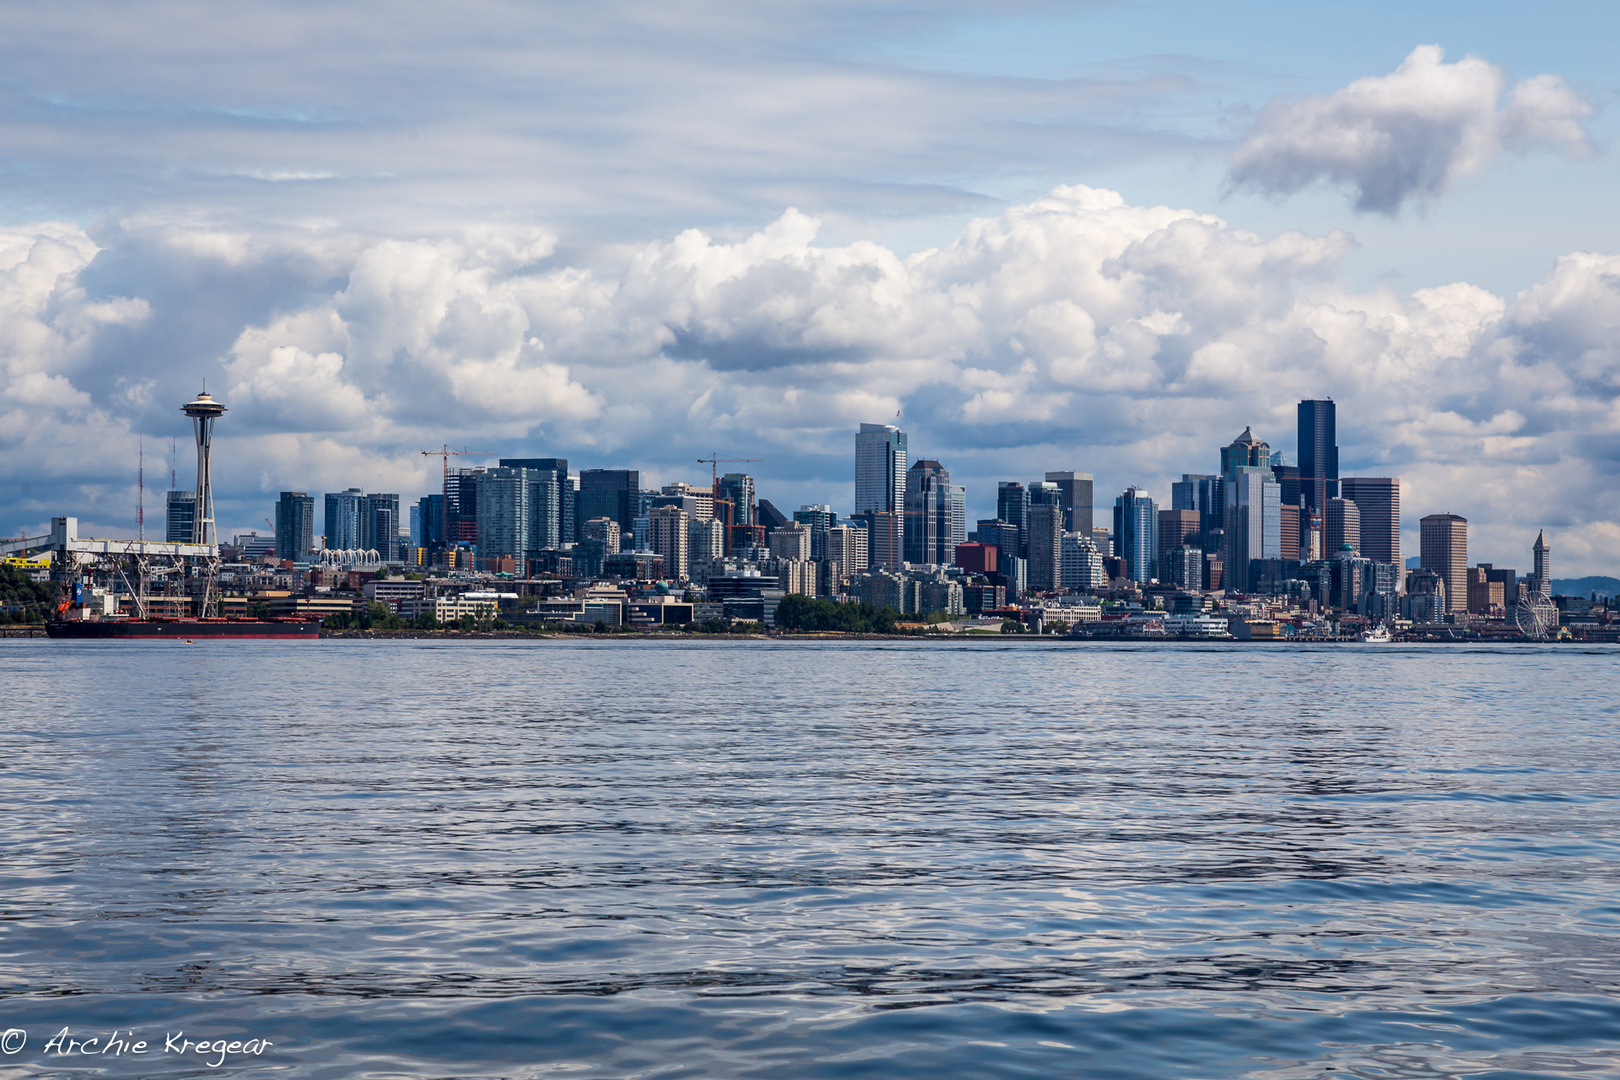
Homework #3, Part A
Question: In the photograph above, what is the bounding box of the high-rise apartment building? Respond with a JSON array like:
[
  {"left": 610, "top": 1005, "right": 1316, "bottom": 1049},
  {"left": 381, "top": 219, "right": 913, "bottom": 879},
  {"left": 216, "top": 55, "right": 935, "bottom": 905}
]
[
  {"left": 768, "top": 521, "right": 811, "bottom": 562},
  {"left": 1061, "top": 531, "right": 1106, "bottom": 591},
  {"left": 1325, "top": 497, "right": 1360, "bottom": 557},
  {"left": 1044, "top": 472, "right": 1094, "bottom": 534},
  {"left": 865, "top": 510, "right": 904, "bottom": 570},
  {"left": 324, "top": 488, "right": 366, "bottom": 551},
  {"left": 793, "top": 505, "right": 836, "bottom": 560},
  {"left": 416, "top": 494, "right": 446, "bottom": 552},
  {"left": 274, "top": 491, "right": 314, "bottom": 562},
  {"left": 1025, "top": 504, "right": 1064, "bottom": 591},
  {"left": 475, "top": 468, "right": 531, "bottom": 559},
  {"left": 825, "top": 523, "right": 869, "bottom": 575},
  {"left": 1420, "top": 513, "right": 1468, "bottom": 614},
  {"left": 1340, "top": 477, "right": 1400, "bottom": 569},
  {"left": 1298, "top": 399, "right": 1339, "bottom": 516},
  {"left": 855, "top": 423, "right": 907, "bottom": 515},
  {"left": 165, "top": 490, "right": 197, "bottom": 544},
  {"left": 1531, "top": 530, "right": 1551, "bottom": 597},
  {"left": 502, "top": 457, "right": 572, "bottom": 547},
  {"left": 647, "top": 506, "right": 691, "bottom": 582},
  {"left": 996, "top": 483, "right": 1030, "bottom": 556},
  {"left": 364, "top": 492, "right": 401, "bottom": 560},
  {"left": 717, "top": 473, "right": 755, "bottom": 530},
  {"left": 1113, "top": 487, "right": 1158, "bottom": 585}
]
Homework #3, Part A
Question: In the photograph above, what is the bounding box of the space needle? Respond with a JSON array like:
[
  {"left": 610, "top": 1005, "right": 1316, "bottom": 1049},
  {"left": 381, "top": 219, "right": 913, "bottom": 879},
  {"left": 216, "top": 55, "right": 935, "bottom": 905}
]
[{"left": 181, "top": 387, "right": 227, "bottom": 548}]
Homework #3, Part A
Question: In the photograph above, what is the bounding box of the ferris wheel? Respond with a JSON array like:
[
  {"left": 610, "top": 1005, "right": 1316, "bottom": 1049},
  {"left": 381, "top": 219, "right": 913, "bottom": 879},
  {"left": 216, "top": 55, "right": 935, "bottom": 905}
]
[{"left": 1514, "top": 597, "right": 1558, "bottom": 640}]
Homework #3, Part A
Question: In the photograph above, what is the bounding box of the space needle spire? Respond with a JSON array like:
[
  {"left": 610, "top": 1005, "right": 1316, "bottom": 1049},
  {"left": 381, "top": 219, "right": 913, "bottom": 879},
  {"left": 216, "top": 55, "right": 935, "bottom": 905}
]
[{"left": 180, "top": 386, "right": 227, "bottom": 549}]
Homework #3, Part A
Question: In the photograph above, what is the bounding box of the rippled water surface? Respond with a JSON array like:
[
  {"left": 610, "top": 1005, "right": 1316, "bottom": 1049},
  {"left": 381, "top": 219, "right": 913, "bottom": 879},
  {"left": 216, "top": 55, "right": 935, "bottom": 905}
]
[{"left": 2, "top": 638, "right": 1619, "bottom": 1078}]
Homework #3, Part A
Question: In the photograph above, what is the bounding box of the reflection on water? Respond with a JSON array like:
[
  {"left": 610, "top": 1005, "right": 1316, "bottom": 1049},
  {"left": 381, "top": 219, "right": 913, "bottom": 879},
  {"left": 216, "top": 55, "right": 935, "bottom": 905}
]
[{"left": 1, "top": 639, "right": 1617, "bottom": 1078}]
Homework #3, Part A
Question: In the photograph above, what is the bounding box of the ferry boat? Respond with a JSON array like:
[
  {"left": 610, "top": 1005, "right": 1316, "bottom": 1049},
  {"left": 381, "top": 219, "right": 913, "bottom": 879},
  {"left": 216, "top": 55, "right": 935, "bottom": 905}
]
[{"left": 1360, "top": 623, "right": 1393, "bottom": 643}]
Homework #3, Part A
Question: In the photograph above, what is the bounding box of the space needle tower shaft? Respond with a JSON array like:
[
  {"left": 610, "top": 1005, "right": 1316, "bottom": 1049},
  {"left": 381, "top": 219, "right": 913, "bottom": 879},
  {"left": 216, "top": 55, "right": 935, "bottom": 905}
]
[{"left": 181, "top": 387, "right": 227, "bottom": 548}]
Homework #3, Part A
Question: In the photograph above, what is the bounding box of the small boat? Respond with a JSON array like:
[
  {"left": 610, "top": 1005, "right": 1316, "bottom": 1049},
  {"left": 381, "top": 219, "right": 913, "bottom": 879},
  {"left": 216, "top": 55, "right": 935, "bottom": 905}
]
[{"left": 1360, "top": 624, "right": 1392, "bottom": 643}]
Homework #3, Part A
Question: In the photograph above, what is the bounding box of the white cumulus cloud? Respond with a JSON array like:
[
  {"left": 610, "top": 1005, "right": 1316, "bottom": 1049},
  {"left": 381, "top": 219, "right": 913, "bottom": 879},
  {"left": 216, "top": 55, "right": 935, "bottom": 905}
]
[{"left": 1229, "top": 45, "right": 1593, "bottom": 213}]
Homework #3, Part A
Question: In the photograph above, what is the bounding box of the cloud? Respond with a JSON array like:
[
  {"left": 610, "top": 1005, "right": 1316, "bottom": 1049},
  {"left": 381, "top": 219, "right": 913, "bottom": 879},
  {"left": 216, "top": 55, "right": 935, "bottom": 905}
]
[
  {"left": 1229, "top": 45, "right": 1593, "bottom": 213},
  {"left": 4, "top": 185, "right": 1620, "bottom": 573}
]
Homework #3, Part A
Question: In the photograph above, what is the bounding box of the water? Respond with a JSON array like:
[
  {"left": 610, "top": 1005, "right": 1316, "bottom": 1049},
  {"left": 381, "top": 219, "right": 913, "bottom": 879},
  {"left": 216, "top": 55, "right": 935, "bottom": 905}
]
[{"left": 1, "top": 638, "right": 1618, "bottom": 1079}]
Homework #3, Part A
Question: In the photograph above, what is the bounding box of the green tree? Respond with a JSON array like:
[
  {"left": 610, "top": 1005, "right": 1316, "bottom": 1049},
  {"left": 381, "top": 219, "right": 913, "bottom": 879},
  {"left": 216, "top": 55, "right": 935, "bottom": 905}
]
[{"left": 773, "top": 594, "right": 899, "bottom": 634}]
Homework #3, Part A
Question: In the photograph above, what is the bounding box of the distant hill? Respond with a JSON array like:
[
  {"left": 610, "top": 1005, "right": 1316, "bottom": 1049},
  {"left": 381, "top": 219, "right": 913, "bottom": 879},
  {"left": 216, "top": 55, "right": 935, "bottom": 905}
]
[{"left": 1554, "top": 576, "right": 1620, "bottom": 598}]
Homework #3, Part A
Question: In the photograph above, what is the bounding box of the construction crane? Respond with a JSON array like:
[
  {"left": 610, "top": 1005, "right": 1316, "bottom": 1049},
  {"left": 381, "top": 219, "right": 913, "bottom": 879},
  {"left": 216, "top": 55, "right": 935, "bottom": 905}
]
[
  {"left": 422, "top": 445, "right": 493, "bottom": 491},
  {"left": 697, "top": 454, "right": 762, "bottom": 555}
]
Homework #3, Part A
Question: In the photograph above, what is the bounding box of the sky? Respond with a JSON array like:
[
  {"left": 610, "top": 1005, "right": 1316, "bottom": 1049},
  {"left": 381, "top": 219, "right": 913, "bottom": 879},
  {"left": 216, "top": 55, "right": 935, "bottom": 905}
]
[{"left": 2, "top": 0, "right": 1618, "bottom": 574}]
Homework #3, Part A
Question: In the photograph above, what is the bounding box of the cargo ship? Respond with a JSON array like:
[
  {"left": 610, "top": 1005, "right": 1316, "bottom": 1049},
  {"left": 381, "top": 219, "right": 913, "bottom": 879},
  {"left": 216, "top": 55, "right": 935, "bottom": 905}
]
[{"left": 46, "top": 617, "right": 320, "bottom": 640}]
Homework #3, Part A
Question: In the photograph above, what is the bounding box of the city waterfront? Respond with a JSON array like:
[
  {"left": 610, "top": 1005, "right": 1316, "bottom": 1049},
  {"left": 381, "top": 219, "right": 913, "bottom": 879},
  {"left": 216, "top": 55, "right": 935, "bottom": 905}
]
[{"left": 2, "top": 639, "right": 1617, "bottom": 1078}]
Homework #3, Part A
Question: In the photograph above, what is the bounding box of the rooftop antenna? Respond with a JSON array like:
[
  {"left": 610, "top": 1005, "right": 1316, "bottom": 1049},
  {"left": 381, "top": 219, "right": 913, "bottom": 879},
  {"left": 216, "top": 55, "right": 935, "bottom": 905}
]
[{"left": 137, "top": 434, "right": 145, "bottom": 543}]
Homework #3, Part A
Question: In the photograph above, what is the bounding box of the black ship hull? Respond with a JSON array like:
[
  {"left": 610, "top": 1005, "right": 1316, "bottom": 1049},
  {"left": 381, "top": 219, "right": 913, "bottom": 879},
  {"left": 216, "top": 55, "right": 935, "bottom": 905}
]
[{"left": 46, "top": 619, "right": 320, "bottom": 640}]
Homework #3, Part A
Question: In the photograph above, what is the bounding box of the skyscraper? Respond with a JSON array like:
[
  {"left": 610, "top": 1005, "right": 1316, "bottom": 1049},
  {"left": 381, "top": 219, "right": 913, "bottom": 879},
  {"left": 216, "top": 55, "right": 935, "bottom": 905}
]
[
  {"left": 324, "top": 488, "right": 366, "bottom": 551},
  {"left": 996, "top": 482, "right": 1030, "bottom": 556},
  {"left": 648, "top": 505, "right": 690, "bottom": 582},
  {"left": 1044, "top": 471, "right": 1094, "bottom": 534},
  {"left": 502, "top": 457, "right": 572, "bottom": 547},
  {"left": 855, "top": 423, "right": 907, "bottom": 515},
  {"left": 904, "top": 460, "right": 957, "bottom": 565},
  {"left": 476, "top": 467, "right": 531, "bottom": 559},
  {"left": 718, "top": 473, "right": 756, "bottom": 528},
  {"left": 165, "top": 490, "right": 196, "bottom": 544},
  {"left": 1531, "top": 530, "right": 1551, "bottom": 598},
  {"left": 1325, "top": 497, "right": 1360, "bottom": 556},
  {"left": 1171, "top": 473, "right": 1223, "bottom": 536},
  {"left": 1340, "top": 477, "right": 1400, "bottom": 569},
  {"left": 274, "top": 491, "right": 314, "bottom": 562},
  {"left": 1221, "top": 427, "right": 1271, "bottom": 480},
  {"left": 364, "top": 492, "right": 401, "bottom": 560},
  {"left": 1113, "top": 487, "right": 1158, "bottom": 584},
  {"left": 1025, "top": 504, "right": 1063, "bottom": 591},
  {"left": 1297, "top": 399, "right": 1339, "bottom": 517},
  {"left": 1420, "top": 513, "right": 1468, "bottom": 614},
  {"left": 1223, "top": 468, "right": 1280, "bottom": 590},
  {"left": 578, "top": 469, "right": 640, "bottom": 535}
]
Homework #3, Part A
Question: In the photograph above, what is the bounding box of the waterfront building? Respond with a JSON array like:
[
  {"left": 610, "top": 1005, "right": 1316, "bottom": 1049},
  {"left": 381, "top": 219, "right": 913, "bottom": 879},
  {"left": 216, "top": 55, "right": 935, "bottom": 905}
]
[
  {"left": 1467, "top": 566, "right": 1505, "bottom": 615},
  {"left": 274, "top": 491, "right": 314, "bottom": 562},
  {"left": 1045, "top": 471, "right": 1094, "bottom": 534},
  {"left": 855, "top": 423, "right": 907, "bottom": 515},
  {"left": 1325, "top": 497, "right": 1360, "bottom": 557},
  {"left": 648, "top": 505, "right": 691, "bottom": 582},
  {"left": 1298, "top": 399, "right": 1339, "bottom": 516},
  {"left": 1340, "top": 477, "right": 1400, "bottom": 570},
  {"left": 996, "top": 482, "right": 1030, "bottom": 556},
  {"left": 1420, "top": 513, "right": 1469, "bottom": 614},
  {"left": 1026, "top": 504, "right": 1064, "bottom": 591},
  {"left": 1113, "top": 487, "right": 1158, "bottom": 584},
  {"left": 1531, "top": 530, "right": 1551, "bottom": 597}
]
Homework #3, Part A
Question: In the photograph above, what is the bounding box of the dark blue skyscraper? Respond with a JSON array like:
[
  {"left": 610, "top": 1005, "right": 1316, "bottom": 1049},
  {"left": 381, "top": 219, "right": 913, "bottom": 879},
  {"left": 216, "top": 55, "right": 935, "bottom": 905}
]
[{"left": 1298, "top": 399, "right": 1338, "bottom": 516}]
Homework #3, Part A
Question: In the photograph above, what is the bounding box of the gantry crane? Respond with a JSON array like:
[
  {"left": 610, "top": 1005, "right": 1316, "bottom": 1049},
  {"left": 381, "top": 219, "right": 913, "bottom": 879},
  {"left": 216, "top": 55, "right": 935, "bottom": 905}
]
[{"left": 422, "top": 445, "right": 494, "bottom": 491}]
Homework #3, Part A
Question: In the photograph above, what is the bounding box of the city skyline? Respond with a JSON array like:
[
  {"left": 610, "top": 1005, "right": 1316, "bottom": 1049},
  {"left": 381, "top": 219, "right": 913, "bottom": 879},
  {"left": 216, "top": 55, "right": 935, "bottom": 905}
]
[{"left": 3, "top": 8, "right": 1619, "bottom": 578}]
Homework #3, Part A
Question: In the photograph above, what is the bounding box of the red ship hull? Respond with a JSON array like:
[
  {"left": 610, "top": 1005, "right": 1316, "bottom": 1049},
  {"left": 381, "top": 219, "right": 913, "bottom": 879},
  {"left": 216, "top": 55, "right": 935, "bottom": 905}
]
[{"left": 46, "top": 618, "right": 320, "bottom": 640}]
